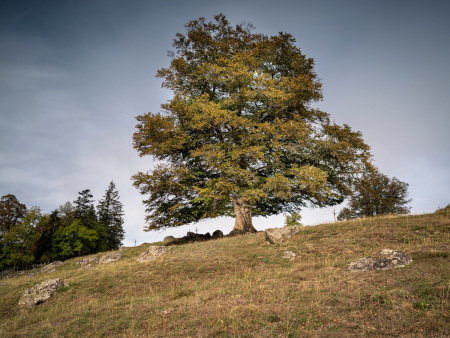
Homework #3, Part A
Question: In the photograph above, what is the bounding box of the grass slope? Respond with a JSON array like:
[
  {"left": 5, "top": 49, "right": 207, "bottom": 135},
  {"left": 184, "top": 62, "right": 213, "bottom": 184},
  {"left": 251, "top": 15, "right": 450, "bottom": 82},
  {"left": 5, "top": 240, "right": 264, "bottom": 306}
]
[{"left": 1, "top": 212, "right": 449, "bottom": 337}]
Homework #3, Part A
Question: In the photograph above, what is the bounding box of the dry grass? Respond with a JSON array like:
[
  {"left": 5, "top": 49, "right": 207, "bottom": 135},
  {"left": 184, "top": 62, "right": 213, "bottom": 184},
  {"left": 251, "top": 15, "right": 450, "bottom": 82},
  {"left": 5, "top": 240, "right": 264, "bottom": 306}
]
[{"left": 0, "top": 212, "right": 449, "bottom": 337}]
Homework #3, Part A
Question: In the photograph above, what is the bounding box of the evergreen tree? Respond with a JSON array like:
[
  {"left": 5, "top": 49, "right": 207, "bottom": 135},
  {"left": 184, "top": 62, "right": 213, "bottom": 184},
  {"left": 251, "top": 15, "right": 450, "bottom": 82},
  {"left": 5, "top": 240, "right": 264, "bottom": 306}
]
[
  {"left": 74, "top": 190, "right": 97, "bottom": 224},
  {"left": 133, "top": 14, "right": 371, "bottom": 233},
  {"left": 338, "top": 169, "right": 410, "bottom": 220},
  {"left": 97, "top": 181, "right": 125, "bottom": 250},
  {"left": 284, "top": 212, "right": 302, "bottom": 227},
  {"left": 72, "top": 189, "right": 107, "bottom": 253}
]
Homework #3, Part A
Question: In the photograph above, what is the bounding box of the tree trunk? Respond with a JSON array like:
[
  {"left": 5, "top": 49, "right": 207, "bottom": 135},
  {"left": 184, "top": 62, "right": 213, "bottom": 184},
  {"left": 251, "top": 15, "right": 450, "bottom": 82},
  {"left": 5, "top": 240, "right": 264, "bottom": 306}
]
[{"left": 232, "top": 198, "right": 257, "bottom": 233}]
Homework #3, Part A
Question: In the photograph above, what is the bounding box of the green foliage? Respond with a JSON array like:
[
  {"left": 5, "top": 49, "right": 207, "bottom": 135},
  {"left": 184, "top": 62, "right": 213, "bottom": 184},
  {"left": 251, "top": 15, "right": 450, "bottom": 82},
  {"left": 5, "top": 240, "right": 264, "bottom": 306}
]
[
  {"left": 284, "top": 212, "right": 302, "bottom": 227},
  {"left": 73, "top": 189, "right": 108, "bottom": 253},
  {"left": 97, "top": 181, "right": 125, "bottom": 250},
  {"left": 74, "top": 190, "right": 97, "bottom": 224},
  {"left": 58, "top": 201, "right": 76, "bottom": 227},
  {"left": 337, "top": 207, "right": 355, "bottom": 221},
  {"left": 133, "top": 14, "right": 371, "bottom": 231},
  {"left": 338, "top": 169, "right": 410, "bottom": 220},
  {"left": 0, "top": 194, "right": 26, "bottom": 232},
  {"left": 0, "top": 207, "right": 42, "bottom": 269},
  {"left": 46, "top": 188, "right": 121, "bottom": 260},
  {"left": 32, "top": 210, "right": 60, "bottom": 262},
  {"left": 52, "top": 219, "right": 99, "bottom": 259},
  {"left": 0, "top": 186, "right": 123, "bottom": 270}
]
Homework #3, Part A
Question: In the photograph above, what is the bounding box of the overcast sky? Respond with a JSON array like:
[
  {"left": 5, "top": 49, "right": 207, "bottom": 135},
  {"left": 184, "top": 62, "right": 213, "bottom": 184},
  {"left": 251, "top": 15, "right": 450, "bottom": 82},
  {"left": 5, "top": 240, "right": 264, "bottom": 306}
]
[{"left": 1, "top": 0, "right": 449, "bottom": 246}]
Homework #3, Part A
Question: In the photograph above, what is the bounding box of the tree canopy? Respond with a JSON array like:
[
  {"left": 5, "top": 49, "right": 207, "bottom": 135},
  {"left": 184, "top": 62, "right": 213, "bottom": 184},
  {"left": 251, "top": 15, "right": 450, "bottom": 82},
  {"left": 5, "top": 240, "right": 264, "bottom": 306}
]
[
  {"left": 0, "top": 183, "right": 126, "bottom": 269},
  {"left": 0, "top": 194, "right": 26, "bottom": 232},
  {"left": 133, "top": 14, "right": 371, "bottom": 232},
  {"left": 338, "top": 169, "right": 410, "bottom": 220}
]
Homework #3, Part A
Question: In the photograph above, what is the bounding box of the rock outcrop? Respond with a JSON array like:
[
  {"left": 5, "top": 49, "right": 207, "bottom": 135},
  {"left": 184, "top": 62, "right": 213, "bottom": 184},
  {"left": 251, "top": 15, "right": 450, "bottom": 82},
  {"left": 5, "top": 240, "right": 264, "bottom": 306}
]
[
  {"left": 348, "top": 249, "right": 413, "bottom": 271},
  {"left": 265, "top": 226, "right": 300, "bottom": 244},
  {"left": 40, "top": 261, "right": 64, "bottom": 273},
  {"left": 19, "top": 279, "right": 66, "bottom": 307},
  {"left": 78, "top": 256, "right": 100, "bottom": 267},
  {"left": 78, "top": 251, "right": 122, "bottom": 267},
  {"left": 137, "top": 246, "right": 170, "bottom": 262},
  {"left": 99, "top": 252, "right": 122, "bottom": 264}
]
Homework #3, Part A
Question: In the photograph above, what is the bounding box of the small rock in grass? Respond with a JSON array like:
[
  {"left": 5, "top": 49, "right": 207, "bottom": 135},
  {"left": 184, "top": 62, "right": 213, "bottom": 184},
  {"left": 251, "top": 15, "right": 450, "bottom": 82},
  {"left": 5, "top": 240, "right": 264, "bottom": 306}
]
[
  {"left": 78, "top": 256, "right": 100, "bottom": 266},
  {"left": 265, "top": 226, "right": 300, "bottom": 244},
  {"left": 348, "top": 249, "right": 412, "bottom": 271},
  {"left": 99, "top": 251, "right": 122, "bottom": 264},
  {"left": 137, "top": 246, "right": 170, "bottom": 262},
  {"left": 40, "top": 261, "right": 64, "bottom": 273},
  {"left": 282, "top": 251, "right": 297, "bottom": 261}
]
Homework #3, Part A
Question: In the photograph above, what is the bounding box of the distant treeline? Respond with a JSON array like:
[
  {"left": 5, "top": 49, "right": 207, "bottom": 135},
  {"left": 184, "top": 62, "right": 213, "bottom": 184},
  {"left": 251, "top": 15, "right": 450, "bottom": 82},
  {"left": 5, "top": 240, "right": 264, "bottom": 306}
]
[{"left": 0, "top": 181, "right": 124, "bottom": 270}]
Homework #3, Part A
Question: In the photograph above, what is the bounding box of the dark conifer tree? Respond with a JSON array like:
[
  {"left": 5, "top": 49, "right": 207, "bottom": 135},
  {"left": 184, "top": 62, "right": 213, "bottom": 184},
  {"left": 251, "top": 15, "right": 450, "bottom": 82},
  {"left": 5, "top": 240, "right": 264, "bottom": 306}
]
[
  {"left": 73, "top": 189, "right": 107, "bottom": 253},
  {"left": 74, "top": 190, "right": 97, "bottom": 224},
  {"left": 97, "top": 182, "right": 125, "bottom": 250}
]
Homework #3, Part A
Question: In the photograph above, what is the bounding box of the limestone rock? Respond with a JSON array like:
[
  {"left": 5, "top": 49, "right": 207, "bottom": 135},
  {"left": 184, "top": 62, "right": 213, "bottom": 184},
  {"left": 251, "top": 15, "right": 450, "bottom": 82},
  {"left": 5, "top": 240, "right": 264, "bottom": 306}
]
[
  {"left": 265, "top": 226, "right": 300, "bottom": 244},
  {"left": 212, "top": 230, "right": 224, "bottom": 239},
  {"left": 348, "top": 249, "right": 413, "bottom": 271},
  {"left": 40, "top": 261, "right": 64, "bottom": 273},
  {"left": 99, "top": 251, "right": 122, "bottom": 264},
  {"left": 78, "top": 256, "right": 100, "bottom": 266},
  {"left": 137, "top": 246, "right": 170, "bottom": 262},
  {"left": 19, "top": 279, "right": 66, "bottom": 307},
  {"left": 282, "top": 251, "right": 297, "bottom": 261},
  {"left": 78, "top": 252, "right": 122, "bottom": 267}
]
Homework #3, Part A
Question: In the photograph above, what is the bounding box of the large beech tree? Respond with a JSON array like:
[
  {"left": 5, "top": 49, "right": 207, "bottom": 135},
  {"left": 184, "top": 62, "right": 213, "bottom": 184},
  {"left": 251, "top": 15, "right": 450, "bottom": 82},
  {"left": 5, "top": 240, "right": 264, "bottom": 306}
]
[{"left": 133, "top": 14, "right": 371, "bottom": 233}]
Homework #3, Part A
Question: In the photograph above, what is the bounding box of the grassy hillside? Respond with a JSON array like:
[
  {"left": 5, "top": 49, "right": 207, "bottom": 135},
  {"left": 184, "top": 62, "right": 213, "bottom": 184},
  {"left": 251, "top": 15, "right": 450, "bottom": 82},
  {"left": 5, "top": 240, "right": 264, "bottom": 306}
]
[{"left": 1, "top": 212, "right": 449, "bottom": 337}]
